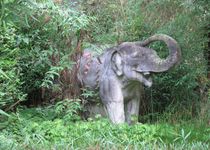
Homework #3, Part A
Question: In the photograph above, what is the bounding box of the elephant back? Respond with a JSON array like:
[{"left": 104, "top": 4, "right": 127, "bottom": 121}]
[{"left": 77, "top": 50, "right": 103, "bottom": 89}]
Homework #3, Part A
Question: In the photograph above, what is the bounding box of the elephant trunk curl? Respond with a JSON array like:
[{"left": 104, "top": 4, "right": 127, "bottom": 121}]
[{"left": 139, "top": 34, "right": 181, "bottom": 72}]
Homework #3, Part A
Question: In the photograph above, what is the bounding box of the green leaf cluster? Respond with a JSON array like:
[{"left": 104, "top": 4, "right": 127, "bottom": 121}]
[{"left": 0, "top": 23, "right": 26, "bottom": 109}]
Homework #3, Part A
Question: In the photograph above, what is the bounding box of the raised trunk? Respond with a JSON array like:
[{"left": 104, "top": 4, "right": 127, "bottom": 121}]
[{"left": 140, "top": 34, "right": 181, "bottom": 72}]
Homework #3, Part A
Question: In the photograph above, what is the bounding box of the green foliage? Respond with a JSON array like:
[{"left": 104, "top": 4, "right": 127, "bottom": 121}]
[
  {"left": 41, "top": 66, "right": 63, "bottom": 89},
  {"left": 0, "top": 0, "right": 93, "bottom": 108},
  {"left": 0, "top": 106, "right": 209, "bottom": 149},
  {"left": 0, "top": 109, "right": 10, "bottom": 117},
  {"left": 141, "top": 0, "right": 209, "bottom": 120},
  {"left": 81, "top": 88, "right": 100, "bottom": 102},
  {"left": 15, "top": 0, "right": 92, "bottom": 94},
  {"left": 0, "top": 23, "right": 26, "bottom": 109},
  {"left": 54, "top": 99, "right": 81, "bottom": 122}
]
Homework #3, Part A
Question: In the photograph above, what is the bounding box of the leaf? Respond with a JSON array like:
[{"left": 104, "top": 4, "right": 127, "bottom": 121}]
[
  {"left": 184, "top": 131, "right": 191, "bottom": 140},
  {"left": 22, "top": 37, "right": 29, "bottom": 44},
  {"left": 24, "top": 14, "right": 30, "bottom": 28},
  {"left": 0, "top": 109, "right": 10, "bottom": 117},
  {"left": 46, "top": 71, "right": 60, "bottom": 77},
  {"left": 0, "top": 69, "right": 11, "bottom": 80}
]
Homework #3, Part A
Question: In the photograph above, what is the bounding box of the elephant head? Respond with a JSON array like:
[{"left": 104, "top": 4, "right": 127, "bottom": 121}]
[{"left": 110, "top": 34, "right": 181, "bottom": 87}]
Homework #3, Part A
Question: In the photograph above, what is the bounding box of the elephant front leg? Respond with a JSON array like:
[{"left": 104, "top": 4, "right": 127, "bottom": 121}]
[
  {"left": 104, "top": 101, "right": 125, "bottom": 124},
  {"left": 99, "top": 78, "right": 125, "bottom": 124}
]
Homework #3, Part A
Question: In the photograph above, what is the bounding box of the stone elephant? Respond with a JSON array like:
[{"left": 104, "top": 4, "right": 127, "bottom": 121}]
[{"left": 77, "top": 34, "right": 181, "bottom": 124}]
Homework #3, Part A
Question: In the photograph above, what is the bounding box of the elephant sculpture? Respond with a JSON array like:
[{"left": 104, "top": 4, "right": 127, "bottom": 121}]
[{"left": 77, "top": 34, "right": 181, "bottom": 124}]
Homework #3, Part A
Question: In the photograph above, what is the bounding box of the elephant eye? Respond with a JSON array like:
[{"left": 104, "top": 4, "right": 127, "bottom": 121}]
[{"left": 132, "top": 64, "right": 138, "bottom": 69}]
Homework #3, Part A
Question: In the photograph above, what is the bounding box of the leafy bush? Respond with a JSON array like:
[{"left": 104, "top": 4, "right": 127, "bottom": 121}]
[
  {"left": 0, "top": 23, "right": 26, "bottom": 109},
  {"left": 15, "top": 0, "right": 92, "bottom": 96},
  {"left": 0, "top": 0, "right": 93, "bottom": 108},
  {"left": 54, "top": 99, "right": 82, "bottom": 122}
]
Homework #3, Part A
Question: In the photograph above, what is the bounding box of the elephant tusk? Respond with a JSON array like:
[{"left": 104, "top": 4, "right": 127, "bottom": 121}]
[{"left": 143, "top": 72, "right": 150, "bottom": 75}]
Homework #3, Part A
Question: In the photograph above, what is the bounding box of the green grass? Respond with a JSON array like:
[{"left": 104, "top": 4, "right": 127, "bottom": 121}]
[{"left": 0, "top": 107, "right": 209, "bottom": 150}]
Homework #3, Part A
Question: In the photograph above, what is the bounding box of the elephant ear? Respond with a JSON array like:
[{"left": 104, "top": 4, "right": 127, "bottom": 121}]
[{"left": 111, "top": 51, "right": 123, "bottom": 76}]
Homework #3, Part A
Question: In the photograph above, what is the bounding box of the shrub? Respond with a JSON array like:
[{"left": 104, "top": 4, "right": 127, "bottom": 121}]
[
  {"left": 0, "top": 23, "right": 26, "bottom": 109},
  {"left": 0, "top": 0, "right": 93, "bottom": 108}
]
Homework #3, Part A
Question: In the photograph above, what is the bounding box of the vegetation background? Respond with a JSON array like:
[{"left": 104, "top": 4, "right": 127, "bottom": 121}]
[{"left": 0, "top": 0, "right": 209, "bottom": 149}]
